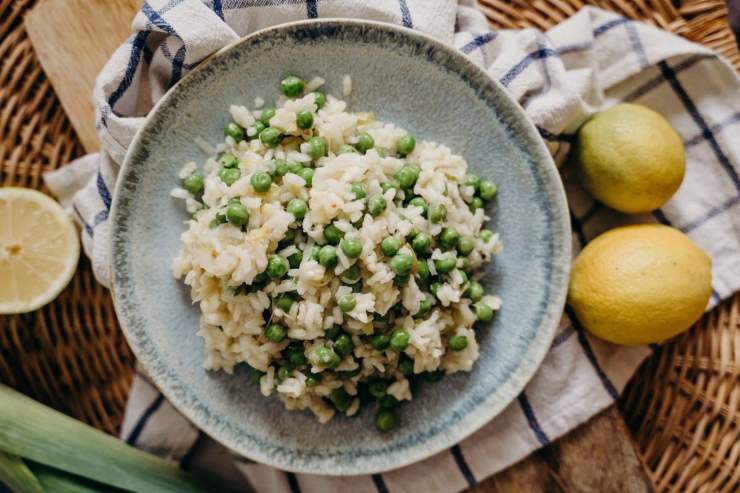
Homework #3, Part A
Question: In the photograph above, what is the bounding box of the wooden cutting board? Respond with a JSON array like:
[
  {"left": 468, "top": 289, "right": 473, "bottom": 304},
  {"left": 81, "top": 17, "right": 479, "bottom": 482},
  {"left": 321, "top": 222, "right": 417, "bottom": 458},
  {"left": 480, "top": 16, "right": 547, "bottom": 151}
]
[{"left": 24, "top": 1, "right": 654, "bottom": 491}]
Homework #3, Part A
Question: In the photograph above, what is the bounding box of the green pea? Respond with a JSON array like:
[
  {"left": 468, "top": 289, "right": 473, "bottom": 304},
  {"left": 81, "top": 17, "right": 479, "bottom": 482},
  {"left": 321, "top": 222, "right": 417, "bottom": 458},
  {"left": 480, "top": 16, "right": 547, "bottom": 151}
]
[
  {"left": 390, "top": 329, "right": 410, "bottom": 352},
  {"left": 381, "top": 179, "right": 401, "bottom": 194},
  {"left": 277, "top": 366, "right": 290, "bottom": 382},
  {"left": 305, "top": 373, "right": 321, "bottom": 386},
  {"left": 340, "top": 264, "right": 361, "bottom": 284},
  {"left": 480, "top": 229, "right": 494, "bottom": 243},
  {"left": 275, "top": 294, "right": 293, "bottom": 312},
  {"left": 219, "top": 167, "right": 241, "bottom": 186},
  {"left": 429, "top": 203, "right": 447, "bottom": 223},
  {"left": 429, "top": 281, "right": 442, "bottom": 296},
  {"left": 339, "top": 144, "right": 359, "bottom": 155},
  {"left": 396, "top": 133, "right": 416, "bottom": 156},
  {"left": 375, "top": 409, "right": 396, "bottom": 432},
  {"left": 219, "top": 153, "right": 240, "bottom": 168},
  {"left": 316, "top": 346, "right": 340, "bottom": 367},
  {"left": 435, "top": 256, "right": 457, "bottom": 274},
  {"left": 340, "top": 238, "right": 362, "bottom": 258},
  {"left": 475, "top": 302, "right": 494, "bottom": 322},
  {"left": 280, "top": 75, "right": 305, "bottom": 97},
  {"left": 224, "top": 121, "right": 245, "bottom": 141},
  {"left": 467, "top": 281, "right": 484, "bottom": 302},
  {"left": 337, "top": 294, "right": 356, "bottom": 312},
  {"left": 250, "top": 171, "right": 272, "bottom": 193},
  {"left": 469, "top": 197, "right": 484, "bottom": 212},
  {"left": 266, "top": 255, "right": 289, "bottom": 279},
  {"left": 310, "top": 245, "right": 321, "bottom": 262},
  {"left": 252, "top": 121, "right": 266, "bottom": 137},
  {"left": 325, "top": 325, "right": 342, "bottom": 340},
  {"left": 355, "top": 132, "right": 374, "bottom": 153},
  {"left": 379, "top": 394, "right": 399, "bottom": 409},
  {"left": 288, "top": 251, "right": 303, "bottom": 268},
  {"left": 287, "top": 198, "right": 308, "bottom": 219},
  {"left": 460, "top": 257, "right": 472, "bottom": 271},
  {"left": 297, "top": 167, "right": 314, "bottom": 186},
  {"left": 457, "top": 270, "right": 469, "bottom": 284},
  {"left": 464, "top": 173, "right": 481, "bottom": 192},
  {"left": 251, "top": 272, "right": 270, "bottom": 291},
  {"left": 380, "top": 236, "right": 400, "bottom": 257},
  {"left": 334, "top": 334, "right": 354, "bottom": 357},
  {"left": 368, "top": 195, "right": 387, "bottom": 216},
  {"left": 287, "top": 160, "right": 304, "bottom": 174},
  {"left": 439, "top": 227, "right": 459, "bottom": 250},
  {"left": 416, "top": 260, "right": 430, "bottom": 280},
  {"left": 406, "top": 228, "right": 419, "bottom": 240},
  {"left": 307, "top": 136, "right": 327, "bottom": 160},
  {"left": 284, "top": 343, "right": 306, "bottom": 366},
  {"left": 318, "top": 245, "right": 338, "bottom": 268},
  {"left": 368, "top": 379, "right": 388, "bottom": 399},
  {"left": 371, "top": 333, "right": 390, "bottom": 351},
  {"left": 373, "top": 312, "right": 389, "bottom": 328},
  {"left": 226, "top": 202, "right": 249, "bottom": 226},
  {"left": 259, "top": 127, "right": 282, "bottom": 148},
  {"left": 311, "top": 90, "right": 327, "bottom": 109},
  {"left": 350, "top": 182, "right": 366, "bottom": 200},
  {"left": 412, "top": 232, "right": 431, "bottom": 255},
  {"left": 273, "top": 159, "right": 289, "bottom": 176},
  {"left": 408, "top": 196, "right": 427, "bottom": 216},
  {"left": 183, "top": 173, "right": 204, "bottom": 195},
  {"left": 390, "top": 253, "right": 413, "bottom": 275},
  {"left": 260, "top": 106, "right": 276, "bottom": 125},
  {"left": 423, "top": 370, "right": 444, "bottom": 383},
  {"left": 417, "top": 296, "right": 433, "bottom": 317},
  {"left": 330, "top": 388, "right": 352, "bottom": 412},
  {"left": 395, "top": 165, "right": 420, "bottom": 189},
  {"left": 448, "top": 335, "right": 468, "bottom": 351},
  {"left": 296, "top": 110, "right": 314, "bottom": 130},
  {"left": 279, "top": 227, "right": 297, "bottom": 249},
  {"left": 323, "top": 224, "right": 344, "bottom": 246},
  {"left": 393, "top": 274, "right": 410, "bottom": 287},
  {"left": 265, "top": 323, "right": 286, "bottom": 343},
  {"left": 398, "top": 357, "right": 414, "bottom": 376},
  {"left": 457, "top": 236, "right": 475, "bottom": 256},
  {"left": 479, "top": 180, "right": 497, "bottom": 200}
]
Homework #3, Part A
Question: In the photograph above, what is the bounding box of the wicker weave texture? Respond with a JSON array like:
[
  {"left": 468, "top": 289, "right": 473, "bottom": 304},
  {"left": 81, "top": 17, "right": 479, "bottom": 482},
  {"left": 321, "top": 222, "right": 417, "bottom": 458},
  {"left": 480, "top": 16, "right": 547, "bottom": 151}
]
[{"left": 0, "top": 0, "right": 738, "bottom": 490}]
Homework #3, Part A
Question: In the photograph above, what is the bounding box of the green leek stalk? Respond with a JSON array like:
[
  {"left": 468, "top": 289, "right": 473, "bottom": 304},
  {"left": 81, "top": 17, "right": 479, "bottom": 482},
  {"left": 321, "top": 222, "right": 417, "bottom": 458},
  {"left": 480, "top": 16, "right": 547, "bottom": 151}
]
[
  {"left": 0, "top": 451, "right": 44, "bottom": 493},
  {"left": 0, "top": 384, "right": 208, "bottom": 493}
]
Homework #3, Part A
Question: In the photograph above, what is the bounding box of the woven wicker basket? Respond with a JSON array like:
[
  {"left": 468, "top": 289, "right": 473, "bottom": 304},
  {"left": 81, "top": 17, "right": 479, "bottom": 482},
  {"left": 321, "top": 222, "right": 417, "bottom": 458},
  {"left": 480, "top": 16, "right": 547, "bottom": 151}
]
[{"left": 0, "top": 0, "right": 738, "bottom": 491}]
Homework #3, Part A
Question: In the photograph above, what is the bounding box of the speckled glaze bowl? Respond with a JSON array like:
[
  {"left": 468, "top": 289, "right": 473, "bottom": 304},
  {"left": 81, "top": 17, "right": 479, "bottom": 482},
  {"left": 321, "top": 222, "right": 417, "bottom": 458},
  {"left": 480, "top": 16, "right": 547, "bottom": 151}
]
[{"left": 111, "top": 19, "right": 570, "bottom": 475}]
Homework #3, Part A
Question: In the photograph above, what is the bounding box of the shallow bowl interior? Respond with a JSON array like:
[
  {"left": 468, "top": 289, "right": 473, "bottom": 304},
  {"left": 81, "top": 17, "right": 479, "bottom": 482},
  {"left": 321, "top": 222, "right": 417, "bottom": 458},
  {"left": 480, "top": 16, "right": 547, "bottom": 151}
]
[{"left": 111, "top": 19, "right": 570, "bottom": 475}]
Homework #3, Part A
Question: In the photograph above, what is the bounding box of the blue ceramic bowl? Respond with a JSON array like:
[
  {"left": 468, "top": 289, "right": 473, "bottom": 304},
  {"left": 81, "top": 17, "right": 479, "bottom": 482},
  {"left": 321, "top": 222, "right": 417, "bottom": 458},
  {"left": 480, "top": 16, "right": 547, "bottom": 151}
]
[{"left": 111, "top": 19, "right": 570, "bottom": 475}]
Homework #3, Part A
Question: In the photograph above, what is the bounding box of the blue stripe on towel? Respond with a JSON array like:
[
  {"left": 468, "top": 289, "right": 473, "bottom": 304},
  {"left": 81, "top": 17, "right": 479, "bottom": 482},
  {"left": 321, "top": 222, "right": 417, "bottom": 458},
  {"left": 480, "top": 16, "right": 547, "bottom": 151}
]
[
  {"left": 306, "top": 0, "right": 317, "bottom": 18},
  {"left": 96, "top": 171, "right": 112, "bottom": 210},
  {"left": 108, "top": 31, "right": 150, "bottom": 109},
  {"left": 372, "top": 474, "right": 389, "bottom": 493},
  {"left": 450, "top": 445, "right": 476, "bottom": 486},
  {"left": 460, "top": 32, "right": 497, "bottom": 54},
  {"left": 126, "top": 394, "right": 165, "bottom": 445},
  {"left": 499, "top": 48, "right": 557, "bottom": 87},
  {"left": 398, "top": 0, "right": 413, "bottom": 28},
  {"left": 565, "top": 307, "right": 619, "bottom": 400},
  {"left": 658, "top": 60, "right": 740, "bottom": 192},
  {"left": 518, "top": 393, "right": 550, "bottom": 446}
]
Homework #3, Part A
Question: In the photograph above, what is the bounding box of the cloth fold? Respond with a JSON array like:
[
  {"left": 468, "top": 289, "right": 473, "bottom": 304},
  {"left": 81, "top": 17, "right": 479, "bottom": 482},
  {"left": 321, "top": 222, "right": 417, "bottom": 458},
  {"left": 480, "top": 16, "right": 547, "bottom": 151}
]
[{"left": 45, "top": 1, "right": 740, "bottom": 491}]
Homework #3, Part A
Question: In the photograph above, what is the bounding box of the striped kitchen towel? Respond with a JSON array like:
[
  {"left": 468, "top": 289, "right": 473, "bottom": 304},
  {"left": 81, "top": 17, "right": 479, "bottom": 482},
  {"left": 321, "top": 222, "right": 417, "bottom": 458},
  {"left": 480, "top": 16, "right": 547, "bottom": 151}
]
[{"left": 45, "top": 1, "right": 740, "bottom": 492}]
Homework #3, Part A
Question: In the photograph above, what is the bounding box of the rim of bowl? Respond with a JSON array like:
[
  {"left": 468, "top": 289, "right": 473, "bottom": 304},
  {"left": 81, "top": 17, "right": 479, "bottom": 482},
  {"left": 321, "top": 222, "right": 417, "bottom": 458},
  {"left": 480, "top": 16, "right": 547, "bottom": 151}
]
[{"left": 111, "top": 18, "right": 571, "bottom": 475}]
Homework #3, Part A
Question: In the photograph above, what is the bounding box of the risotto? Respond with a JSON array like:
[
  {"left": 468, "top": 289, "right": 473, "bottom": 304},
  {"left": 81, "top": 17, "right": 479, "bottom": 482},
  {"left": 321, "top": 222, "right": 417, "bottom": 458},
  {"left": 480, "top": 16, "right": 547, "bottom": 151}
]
[{"left": 172, "top": 75, "right": 502, "bottom": 431}]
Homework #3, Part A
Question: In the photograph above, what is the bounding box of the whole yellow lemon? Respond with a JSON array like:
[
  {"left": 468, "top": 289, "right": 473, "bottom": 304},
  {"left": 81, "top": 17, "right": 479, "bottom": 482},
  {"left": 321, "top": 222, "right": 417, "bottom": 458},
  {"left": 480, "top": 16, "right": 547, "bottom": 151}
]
[
  {"left": 568, "top": 224, "right": 711, "bottom": 345},
  {"left": 572, "top": 103, "right": 685, "bottom": 214}
]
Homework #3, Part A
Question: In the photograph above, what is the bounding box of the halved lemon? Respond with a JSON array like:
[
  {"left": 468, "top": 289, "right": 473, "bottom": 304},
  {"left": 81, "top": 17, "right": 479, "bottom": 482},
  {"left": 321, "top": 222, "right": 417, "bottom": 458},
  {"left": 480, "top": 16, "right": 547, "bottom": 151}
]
[{"left": 0, "top": 188, "right": 80, "bottom": 314}]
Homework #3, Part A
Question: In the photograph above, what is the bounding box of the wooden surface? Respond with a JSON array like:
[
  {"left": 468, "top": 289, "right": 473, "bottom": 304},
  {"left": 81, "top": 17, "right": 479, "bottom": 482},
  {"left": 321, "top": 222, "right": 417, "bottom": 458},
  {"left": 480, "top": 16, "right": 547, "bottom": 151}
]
[
  {"left": 24, "top": 0, "right": 140, "bottom": 152},
  {"left": 471, "top": 407, "right": 654, "bottom": 492},
  {"left": 21, "top": 1, "right": 654, "bottom": 491}
]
